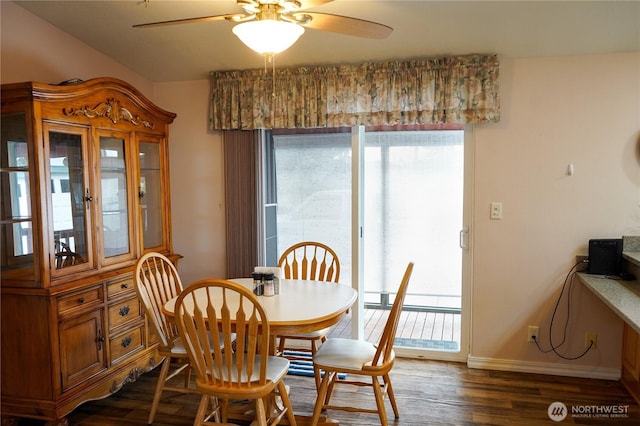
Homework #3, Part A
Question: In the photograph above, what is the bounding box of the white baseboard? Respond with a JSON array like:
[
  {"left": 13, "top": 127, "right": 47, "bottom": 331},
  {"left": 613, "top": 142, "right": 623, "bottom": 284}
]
[{"left": 467, "top": 355, "right": 621, "bottom": 380}]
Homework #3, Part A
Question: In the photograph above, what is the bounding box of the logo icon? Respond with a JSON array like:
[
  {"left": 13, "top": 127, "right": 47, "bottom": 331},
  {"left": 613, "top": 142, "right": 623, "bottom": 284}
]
[{"left": 548, "top": 401, "right": 568, "bottom": 422}]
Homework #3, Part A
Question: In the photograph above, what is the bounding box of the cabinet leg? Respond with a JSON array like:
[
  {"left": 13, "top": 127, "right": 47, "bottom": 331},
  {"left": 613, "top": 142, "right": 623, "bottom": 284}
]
[
  {"left": 1, "top": 416, "right": 20, "bottom": 426},
  {"left": 45, "top": 418, "right": 69, "bottom": 426},
  {"left": 0, "top": 417, "right": 68, "bottom": 426}
]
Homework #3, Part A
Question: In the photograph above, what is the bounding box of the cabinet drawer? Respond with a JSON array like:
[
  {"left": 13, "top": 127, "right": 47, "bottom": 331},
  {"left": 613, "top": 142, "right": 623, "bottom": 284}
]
[
  {"left": 106, "top": 275, "right": 134, "bottom": 300},
  {"left": 58, "top": 287, "right": 104, "bottom": 315},
  {"left": 110, "top": 325, "right": 144, "bottom": 365},
  {"left": 108, "top": 296, "right": 142, "bottom": 330}
]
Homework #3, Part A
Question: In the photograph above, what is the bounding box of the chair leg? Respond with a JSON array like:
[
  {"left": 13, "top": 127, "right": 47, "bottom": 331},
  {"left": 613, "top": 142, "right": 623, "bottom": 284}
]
[
  {"left": 372, "top": 376, "right": 389, "bottom": 426},
  {"left": 255, "top": 397, "right": 268, "bottom": 426},
  {"left": 209, "top": 396, "right": 221, "bottom": 423},
  {"left": 148, "top": 357, "right": 171, "bottom": 424},
  {"left": 220, "top": 399, "right": 230, "bottom": 423},
  {"left": 183, "top": 364, "right": 192, "bottom": 389},
  {"left": 278, "top": 381, "right": 298, "bottom": 426},
  {"left": 193, "top": 394, "right": 209, "bottom": 426},
  {"left": 311, "top": 369, "right": 332, "bottom": 425},
  {"left": 325, "top": 371, "right": 339, "bottom": 405},
  {"left": 384, "top": 373, "right": 399, "bottom": 419},
  {"left": 278, "top": 337, "right": 286, "bottom": 356},
  {"left": 313, "top": 362, "right": 321, "bottom": 390}
]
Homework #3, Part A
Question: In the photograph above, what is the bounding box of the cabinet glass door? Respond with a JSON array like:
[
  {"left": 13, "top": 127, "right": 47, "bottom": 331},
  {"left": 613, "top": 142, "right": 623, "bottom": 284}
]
[
  {"left": 98, "top": 134, "right": 133, "bottom": 263},
  {"left": 45, "top": 124, "right": 92, "bottom": 273},
  {"left": 1, "top": 111, "right": 36, "bottom": 282},
  {"left": 138, "top": 138, "right": 166, "bottom": 251}
]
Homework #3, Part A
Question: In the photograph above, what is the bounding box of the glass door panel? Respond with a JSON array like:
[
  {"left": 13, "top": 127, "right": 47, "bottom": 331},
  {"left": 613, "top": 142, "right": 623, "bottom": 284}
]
[
  {"left": 1, "top": 111, "right": 35, "bottom": 281},
  {"left": 138, "top": 139, "right": 164, "bottom": 250},
  {"left": 46, "top": 125, "right": 92, "bottom": 273},
  {"left": 363, "top": 131, "right": 464, "bottom": 355},
  {"left": 98, "top": 135, "right": 131, "bottom": 260},
  {"left": 273, "top": 133, "right": 353, "bottom": 281}
]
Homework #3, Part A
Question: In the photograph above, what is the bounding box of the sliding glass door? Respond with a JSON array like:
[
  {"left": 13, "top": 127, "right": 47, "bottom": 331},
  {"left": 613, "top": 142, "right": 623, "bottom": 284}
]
[
  {"left": 269, "top": 127, "right": 469, "bottom": 360},
  {"left": 361, "top": 130, "right": 465, "bottom": 359}
]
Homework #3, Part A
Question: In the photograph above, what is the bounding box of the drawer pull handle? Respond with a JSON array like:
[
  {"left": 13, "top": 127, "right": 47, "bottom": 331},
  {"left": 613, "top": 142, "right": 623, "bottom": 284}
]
[
  {"left": 78, "top": 297, "right": 85, "bottom": 304},
  {"left": 119, "top": 305, "right": 131, "bottom": 316},
  {"left": 121, "top": 283, "right": 129, "bottom": 289},
  {"left": 121, "top": 336, "right": 132, "bottom": 348}
]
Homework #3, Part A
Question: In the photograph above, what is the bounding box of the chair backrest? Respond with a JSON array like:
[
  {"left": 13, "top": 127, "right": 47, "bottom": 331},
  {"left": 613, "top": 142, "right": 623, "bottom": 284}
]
[
  {"left": 278, "top": 241, "right": 340, "bottom": 282},
  {"left": 134, "top": 252, "right": 184, "bottom": 349},
  {"left": 371, "top": 262, "right": 414, "bottom": 367},
  {"left": 54, "top": 240, "right": 84, "bottom": 268},
  {"left": 174, "top": 279, "right": 271, "bottom": 389}
]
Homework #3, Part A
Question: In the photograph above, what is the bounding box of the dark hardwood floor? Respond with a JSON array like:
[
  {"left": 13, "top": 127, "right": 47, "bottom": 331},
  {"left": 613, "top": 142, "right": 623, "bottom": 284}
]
[{"left": 12, "top": 358, "right": 639, "bottom": 425}]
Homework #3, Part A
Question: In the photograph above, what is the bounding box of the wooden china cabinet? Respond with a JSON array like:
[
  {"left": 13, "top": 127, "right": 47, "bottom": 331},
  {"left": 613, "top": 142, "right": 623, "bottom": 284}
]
[{"left": 0, "top": 77, "right": 178, "bottom": 424}]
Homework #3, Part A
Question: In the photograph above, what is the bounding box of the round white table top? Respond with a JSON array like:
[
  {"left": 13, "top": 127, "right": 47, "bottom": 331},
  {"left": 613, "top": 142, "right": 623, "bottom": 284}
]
[{"left": 163, "top": 278, "right": 357, "bottom": 335}]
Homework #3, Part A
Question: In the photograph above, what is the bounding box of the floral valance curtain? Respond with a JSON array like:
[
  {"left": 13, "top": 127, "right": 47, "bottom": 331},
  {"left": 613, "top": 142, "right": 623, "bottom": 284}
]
[{"left": 209, "top": 53, "right": 500, "bottom": 130}]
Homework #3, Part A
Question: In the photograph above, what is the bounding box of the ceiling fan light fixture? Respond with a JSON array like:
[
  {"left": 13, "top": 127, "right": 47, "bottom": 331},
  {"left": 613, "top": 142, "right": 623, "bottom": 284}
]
[{"left": 232, "top": 19, "right": 304, "bottom": 54}]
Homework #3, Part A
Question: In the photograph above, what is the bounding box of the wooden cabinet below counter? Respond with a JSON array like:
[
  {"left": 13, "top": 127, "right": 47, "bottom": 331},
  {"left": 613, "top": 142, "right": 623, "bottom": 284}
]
[{"left": 622, "top": 323, "right": 640, "bottom": 404}]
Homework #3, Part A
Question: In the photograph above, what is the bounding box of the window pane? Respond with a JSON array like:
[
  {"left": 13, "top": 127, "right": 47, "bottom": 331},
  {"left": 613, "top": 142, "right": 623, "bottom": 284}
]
[
  {"left": 100, "top": 136, "right": 129, "bottom": 257},
  {"left": 49, "top": 131, "right": 88, "bottom": 268},
  {"left": 1, "top": 113, "right": 34, "bottom": 266},
  {"left": 364, "top": 131, "right": 463, "bottom": 309},
  {"left": 274, "top": 133, "right": 352, "bottom": 282},
  {"left": 2, "top": 122, "right": 31, "bottom": 220},
  {"left": 5, "top": 170, "right": 31, "bottom": 220},
  {"left": 139, "top": 141, "right": 162, "bottom": 249}
]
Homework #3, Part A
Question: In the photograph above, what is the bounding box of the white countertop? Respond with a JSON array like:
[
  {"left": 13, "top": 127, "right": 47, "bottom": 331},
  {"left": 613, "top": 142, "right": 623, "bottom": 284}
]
[
  {"left": 623, "top": 251, "right": 640, "bottom": 267},
  {"left": 578, "top": 272, "right": 640, "bottom": 334}
]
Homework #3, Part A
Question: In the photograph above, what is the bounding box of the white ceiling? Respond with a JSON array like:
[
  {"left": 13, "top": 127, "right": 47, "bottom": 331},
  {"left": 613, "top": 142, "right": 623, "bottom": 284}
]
[{"left": 15, "top": 0, "right": 640, "bottom": 82}]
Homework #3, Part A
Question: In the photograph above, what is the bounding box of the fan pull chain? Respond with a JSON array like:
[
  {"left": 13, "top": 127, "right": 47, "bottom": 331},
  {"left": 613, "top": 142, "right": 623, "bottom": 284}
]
[
  {"left": 264, "top": 53, "right": 276, "bottom": 99},
  {"left": 263, "top": 53, "right": 277, "bottom": 128},
  {"left": 272, "top": 54, "right": 276, "bottom": 99}
]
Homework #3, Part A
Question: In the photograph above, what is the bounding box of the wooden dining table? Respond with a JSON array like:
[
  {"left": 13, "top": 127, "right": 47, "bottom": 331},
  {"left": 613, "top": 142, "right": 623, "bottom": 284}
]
[
  {"left": 163, "top": 278, "right": 357, "bottom": 354},
  {"left": 162, "top": 277, "right": 357, "bottom": 425}
]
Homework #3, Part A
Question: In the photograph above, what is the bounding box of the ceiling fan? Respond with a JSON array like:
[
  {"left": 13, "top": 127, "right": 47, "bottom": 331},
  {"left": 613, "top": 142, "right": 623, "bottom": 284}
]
[{"left": 134, "top": 0, "right": 393, "bottom": 55}]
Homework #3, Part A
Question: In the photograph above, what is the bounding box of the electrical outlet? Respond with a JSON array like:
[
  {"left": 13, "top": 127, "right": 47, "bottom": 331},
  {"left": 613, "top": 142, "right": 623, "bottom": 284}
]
[
  {"left": 585, "top": 332, "right": 598, "bottom": 349},
  {"left": 576, "top": 255, "right": 589, "bottom": 271},
  {"left": 528, "top": 326, "right": 539, "bottom": 343}
]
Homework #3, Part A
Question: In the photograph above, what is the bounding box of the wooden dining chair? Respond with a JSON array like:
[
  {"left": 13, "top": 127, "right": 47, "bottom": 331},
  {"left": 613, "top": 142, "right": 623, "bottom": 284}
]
[
  {"left": 134, "top": 252, "right": 200, "bottom": 425},
  {"left": 310, "top": 262, "right": 414, "bottom": 426},
  {"left": 276, "top": 241, "right": 340, "bottom": 361},
  {"left": 174, "top": 279, "right": 297, "bottom": 426}
]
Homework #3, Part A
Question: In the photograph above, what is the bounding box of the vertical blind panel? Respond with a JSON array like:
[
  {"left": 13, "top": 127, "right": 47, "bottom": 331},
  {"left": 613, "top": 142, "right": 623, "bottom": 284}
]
[{"left": 223, "top": 130, "right": 258, "bottom": 278}]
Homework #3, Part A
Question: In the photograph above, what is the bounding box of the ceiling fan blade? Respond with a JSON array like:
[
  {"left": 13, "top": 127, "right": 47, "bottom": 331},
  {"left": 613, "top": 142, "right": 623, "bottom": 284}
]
[
  {"left": 296, "top": 0, "right": 334, "bottom": 10},
  {"left": 133, "top": 14, "right": 240, "bottom": 28},
  {"left": 299, "top": 12, "right": 392, "bottom": 39}
]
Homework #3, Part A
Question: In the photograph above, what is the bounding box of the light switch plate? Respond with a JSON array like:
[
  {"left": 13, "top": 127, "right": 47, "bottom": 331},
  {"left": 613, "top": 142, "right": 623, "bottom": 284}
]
[{"left": 490, "top": 202, "right": 502, "bottom": 219}]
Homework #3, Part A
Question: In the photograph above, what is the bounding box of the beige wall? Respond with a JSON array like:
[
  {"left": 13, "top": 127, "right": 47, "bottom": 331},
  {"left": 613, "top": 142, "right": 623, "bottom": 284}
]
[
  {"left": 0, "top": 1, "right": 151, "bottom": 93},
  {"left": 470, "top": 54, "right": 639, "bottom": 376},
  {"left": 2, "top": 1, "right": 639, "bottom": 378},
  {"left": 153, "top": 81, "right": 227, "bottom": 283}
]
